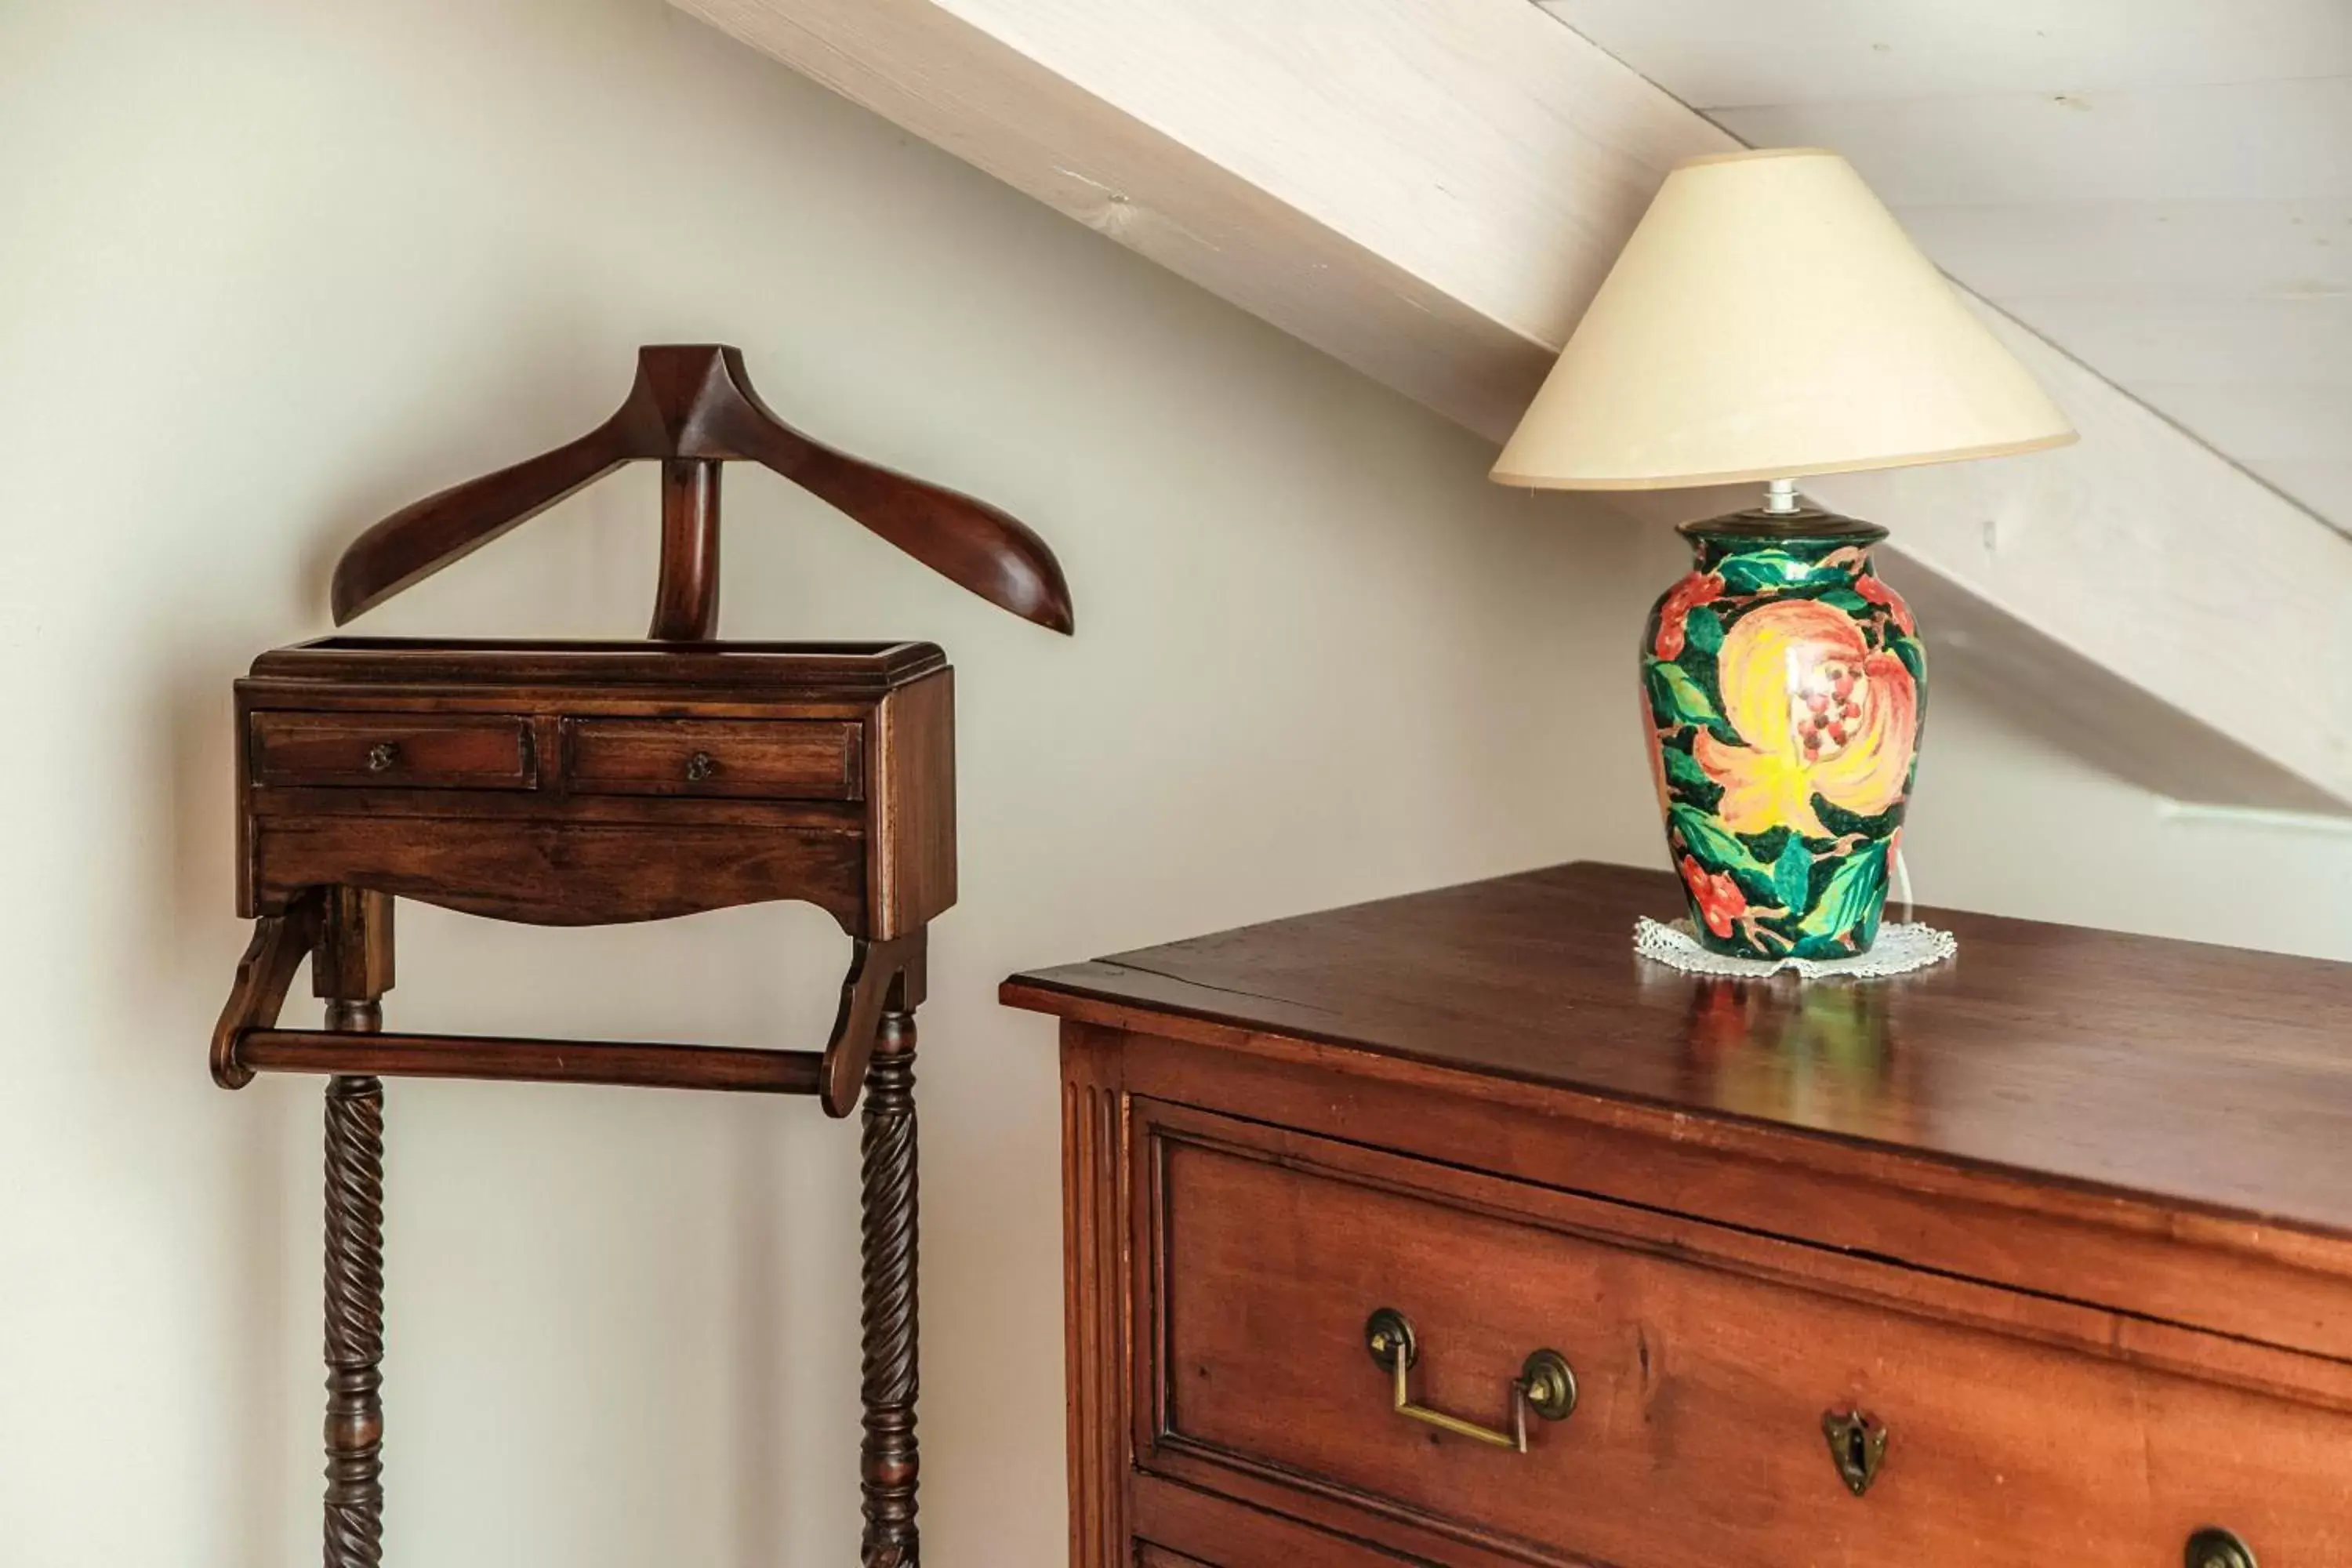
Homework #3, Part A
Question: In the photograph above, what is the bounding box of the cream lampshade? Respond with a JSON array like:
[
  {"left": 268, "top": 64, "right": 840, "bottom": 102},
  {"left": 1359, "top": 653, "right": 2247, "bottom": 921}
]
[
  {"left": 1492, "top": 147, "right": 2074, "bottom": 491},
  {"left": 1495, "top": 148, "right": 2074, "bottom": 967}
]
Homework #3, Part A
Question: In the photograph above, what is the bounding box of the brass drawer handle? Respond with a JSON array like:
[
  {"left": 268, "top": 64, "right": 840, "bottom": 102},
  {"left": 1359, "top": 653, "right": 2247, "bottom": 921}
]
[
  {"left": 2187, "top": 1528, "right": 2257, "bottom": 1568},
  {"left": 684, "top": 750, "right": 717, "bottom": 782},
  {"left": 366, "top": 742, "right": 399, "bottom": 773},
  {"left": 1364, "top": 1308, "right": 1575, "bottom": 1453}
]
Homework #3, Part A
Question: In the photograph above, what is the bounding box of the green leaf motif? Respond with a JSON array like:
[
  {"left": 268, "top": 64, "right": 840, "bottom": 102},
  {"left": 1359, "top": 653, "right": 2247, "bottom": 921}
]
[
  {"left": 1797, "top": 840, "right": 1889, "bottom": 940},
  {"left": 1660, "top": 746, "right": 1715, "bottom": 797},
  {"left": 1890, "top": 634, "right": 1928, "bottom": 690},
  {"left": 1816, "top": 587, "right": 1872, "bottom": 619},
  {"left": 1683, "top": 605, "right": 1726, "bottom": 656},
  {"left": 1771, "top": 834, "right": 1813, "bottom": 914},
  {"left": 1668, "top": 804, "right": 1778, "bottom": 902},
  {"left": 1718, "top": 550, "right": 1831, "bottom": 595},
  {"left": 1646, "top": 661, "right": 1722, "bottom": 732}
]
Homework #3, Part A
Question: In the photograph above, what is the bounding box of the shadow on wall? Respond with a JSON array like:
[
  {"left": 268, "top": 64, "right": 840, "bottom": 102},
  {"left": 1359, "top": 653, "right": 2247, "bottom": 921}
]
[{"left": 143, "top": 652, "right": 298, "bottom": 1563}]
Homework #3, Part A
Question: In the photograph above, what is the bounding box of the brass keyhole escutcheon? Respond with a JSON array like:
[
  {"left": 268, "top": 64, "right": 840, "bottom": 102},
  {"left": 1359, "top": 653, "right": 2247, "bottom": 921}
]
[
  {"left": 366, "top": 742, "right": 398, "bottom": 773},
  {"left": 684, "top": 750, "right": 717, "bottom": 782},
  {"left": 1821, "top": 1409, "right": 1889, "bottom": 1497},
  {"left": 2187, "top": 1527, "right": 2257, "bottom": 1568}
]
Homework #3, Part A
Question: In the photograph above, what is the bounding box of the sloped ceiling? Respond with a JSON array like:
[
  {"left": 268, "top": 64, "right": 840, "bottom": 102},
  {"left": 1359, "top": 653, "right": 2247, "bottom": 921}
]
[
  {"left": 1535, "top": 0, "right": 2352, "bottom": 535},
  {"left": 673, "top": 0, "right": 2352, "bottom": 810}
]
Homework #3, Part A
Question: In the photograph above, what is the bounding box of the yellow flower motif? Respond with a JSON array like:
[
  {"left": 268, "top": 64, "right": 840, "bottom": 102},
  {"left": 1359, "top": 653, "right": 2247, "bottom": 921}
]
[{"left": 1693, "top": 600, "right": 1918, "bottom": 838}]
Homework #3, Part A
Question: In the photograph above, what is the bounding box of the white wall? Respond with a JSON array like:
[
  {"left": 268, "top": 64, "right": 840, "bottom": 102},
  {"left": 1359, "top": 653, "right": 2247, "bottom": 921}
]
[
  {"left": 2, "top": 3, "right": 2346, "bottom": 1566},
  {"left": 0, "top": 3, "right": 1648, "bottom": 1563}
]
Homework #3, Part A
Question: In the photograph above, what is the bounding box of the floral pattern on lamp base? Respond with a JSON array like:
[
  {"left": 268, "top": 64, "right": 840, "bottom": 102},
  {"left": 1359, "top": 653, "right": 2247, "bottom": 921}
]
[{"left": 1642, "top": 510, "right": 1927, "bottom": 960}]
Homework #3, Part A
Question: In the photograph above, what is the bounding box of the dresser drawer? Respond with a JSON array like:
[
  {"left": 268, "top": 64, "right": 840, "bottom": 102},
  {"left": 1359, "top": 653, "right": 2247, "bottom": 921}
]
[
  {"left": 1142, "top": 1104, "right": 2352, "bottom": 1568},
  {"left": 564, "top": 718, "right": 862, "bottom": 800},
  {"left": 249, "top": 711, "right": 534, "bottom": 789}
]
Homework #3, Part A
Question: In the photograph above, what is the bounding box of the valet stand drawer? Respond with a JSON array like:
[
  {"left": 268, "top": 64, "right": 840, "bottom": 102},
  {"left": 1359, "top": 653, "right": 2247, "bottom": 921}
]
[
  {"left": 1134, "top": 1101, "right": 2352, "bottom": 1568},
  {"left": 564, "top": 717, "right": 862, "bottom": 800},
  {"left": 249, "top": 711, "right": 535, "bottom": 789}
]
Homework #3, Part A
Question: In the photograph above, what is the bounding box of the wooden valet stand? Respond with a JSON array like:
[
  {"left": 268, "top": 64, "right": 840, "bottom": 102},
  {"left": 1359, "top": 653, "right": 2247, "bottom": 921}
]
[{"left": 208, "top": 345, "right": 1073, "bottom": 1566}]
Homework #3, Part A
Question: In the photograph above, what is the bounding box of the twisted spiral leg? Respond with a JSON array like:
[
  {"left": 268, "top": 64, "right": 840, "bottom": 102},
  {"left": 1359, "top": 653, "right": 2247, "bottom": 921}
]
[
  {"left": 859, "top": 1009, "right": 920, "bottom": 1567},
  {"left": 323, "top": 1044, "right": 386, "bottom": 1566}
]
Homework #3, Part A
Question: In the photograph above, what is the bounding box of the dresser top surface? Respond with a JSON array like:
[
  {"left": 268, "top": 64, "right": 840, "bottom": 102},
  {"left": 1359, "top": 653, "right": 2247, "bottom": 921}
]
[{"left": 1004, "top": 861, "right": 2352, "bottom": 1237}]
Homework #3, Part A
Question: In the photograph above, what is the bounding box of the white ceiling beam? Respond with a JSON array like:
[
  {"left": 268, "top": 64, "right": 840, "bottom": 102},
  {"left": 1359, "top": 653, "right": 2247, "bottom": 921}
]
[
  {"left": 671, "top": 0, "right": 2352, "bottom": 809},
  {"left": 1808, "top": 301, "right": 2352, "bottom": 813},
  {"left": 1530, "top": 0, "right": 2352, "bottom": 108},
  {"left": 671, "top": 0, "right": 1730, "bottom": 438}
]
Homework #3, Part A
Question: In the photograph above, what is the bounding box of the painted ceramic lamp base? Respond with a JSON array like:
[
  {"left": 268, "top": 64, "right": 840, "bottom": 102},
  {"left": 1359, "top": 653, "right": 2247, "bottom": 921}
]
[{"left": 1642, "top": 507, "right": 1926, "bottom": 960}]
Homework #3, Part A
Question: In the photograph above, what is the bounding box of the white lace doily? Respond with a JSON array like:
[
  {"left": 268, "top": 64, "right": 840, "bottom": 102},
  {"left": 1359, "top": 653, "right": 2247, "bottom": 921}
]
[{"left": 1634, "top": 916, "right": 1955, "bottom": 980}]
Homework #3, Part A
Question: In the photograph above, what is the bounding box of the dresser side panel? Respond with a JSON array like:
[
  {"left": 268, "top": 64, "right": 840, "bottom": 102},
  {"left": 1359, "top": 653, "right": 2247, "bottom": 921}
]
[{"left": 1063, "top": 1023, "right": 1133, "bottom": 1568}]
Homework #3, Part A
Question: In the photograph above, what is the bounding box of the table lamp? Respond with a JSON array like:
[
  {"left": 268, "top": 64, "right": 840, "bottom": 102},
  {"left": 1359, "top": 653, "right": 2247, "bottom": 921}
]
[{"left": 1494, "top": 148, "right": 2075, "bottom": 960}]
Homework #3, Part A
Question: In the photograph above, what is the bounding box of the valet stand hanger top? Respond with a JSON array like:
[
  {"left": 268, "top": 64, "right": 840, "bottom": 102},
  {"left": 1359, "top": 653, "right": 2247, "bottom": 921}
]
[
  {"left": 332, "top": 342, "right": 1074, "bottom": 640},
  {"left": 215, "top": 343, "right": 1074, "bottom": 1123}
]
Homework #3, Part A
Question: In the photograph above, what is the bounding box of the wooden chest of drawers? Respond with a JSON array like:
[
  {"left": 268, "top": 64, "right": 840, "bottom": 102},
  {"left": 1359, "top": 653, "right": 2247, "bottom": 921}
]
[{"left": 1003, "top": 863, "right": 2352, "bottom": 1568}]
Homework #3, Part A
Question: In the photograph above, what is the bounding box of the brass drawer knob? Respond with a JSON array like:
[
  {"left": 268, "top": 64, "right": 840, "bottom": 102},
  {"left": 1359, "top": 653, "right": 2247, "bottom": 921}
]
[
  {"left": 1363, "top": 1307, "right": 1575, "bottom": 1454},
  {"left": 2187, "top": 1528, "right": 2257, "bottom": 1568},
  {"left": 366, "top": 742, "right": 399, "bottom": 773},
  {"left": 1822, "top": 1409, "right": 1889, "bottom": 1497},
  {"left": 684, "top": 750, "right": 717, "bottom": 782}
]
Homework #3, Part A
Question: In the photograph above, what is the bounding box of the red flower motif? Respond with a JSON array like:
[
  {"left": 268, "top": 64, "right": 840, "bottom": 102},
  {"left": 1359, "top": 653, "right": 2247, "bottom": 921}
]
[
  {"left": 1853, "top": 573, "right": 1915, "bottom": 636},
  {"left": 1653, "top": 571, "right": 1726, "bottom": 659},
  {"left": 1678, "top": 853, "right": 1748, "bottom": 939}
]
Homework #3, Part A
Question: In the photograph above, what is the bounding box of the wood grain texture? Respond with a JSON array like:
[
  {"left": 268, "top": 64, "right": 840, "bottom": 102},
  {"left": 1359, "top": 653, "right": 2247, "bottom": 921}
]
[
  {"left": 250, "top": 712, "right": 534, "bottom": 791},
  {"left": 214, "top": 391, "right": 978, "bottom": 1561},
  {"left": 565, "top": 717, "right": 862, "bottom": 800},
  {"left": 238, "top": 1029, "right": 825, "bottom": 1096},
  {"left": 1109, "top": 1028, "right": 2352, "bottom": 1374},
  {"left": 868, "top": 669, "right": 955, "bottom": 940},
  {"left": 330, "top": 345, "right": 1072, "bottom": 635},
  {"left": 1012, "top": 861, "right": 2352, "bottom": 1566},
  {"left": 1007, "top": 861, "right": 2352, "bottom": 1243},
  {"left": 317, "top": 891, "right": 392, "bottom": 1568},
  {"left": 1142, "top": 1104, "right": 2352, "bottom": 1567},
  {"left": 209, "top": 891, "right": 322, "bottom": 1090},
  {"left": 1062, "top": 1029, "right": 1130, "bottom": 1568},
  {"left": 1133, "top": 1544, "right": 1218, "bottom": 1568},
  {"left": 650, "top": 457, "right": 723, "bottom": 641},
  {"left": 314, "top": 887, "right": 396, "bottom": 1004},
  {"left": 1129, "top": 1475, "right": 1425, "bottom": 1566},
  {"left": 322, "top": 1072, "right": 387, "bottom": 1568},
  {"left": 250, "top": 786, "right": 865, "bottom": 833},
  {"left": 249, "top": 636, "right": 946, "bottom": 693},
  {"left": 860, "top": 1010, "right": 922, "bottom": 1566},
  {"left": 235, "top": 641, "right": 954, "bottom": 936},
  {"left": 249, "top": 817, "right": 867, "bottom": 930},
  {"left": 226, "top": 638, "right": 959, "bottom": 1133}
]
